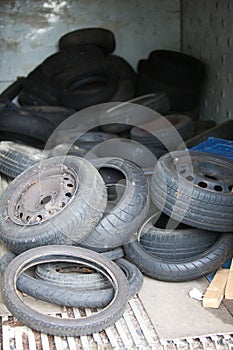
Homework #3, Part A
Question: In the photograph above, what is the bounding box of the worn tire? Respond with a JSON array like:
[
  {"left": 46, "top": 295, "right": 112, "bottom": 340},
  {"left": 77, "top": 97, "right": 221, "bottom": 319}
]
[
  {"left": 59, "top": 28, "right": 116, "bottom": 55},
  {"left": 130, "top": 114, "right": 193, "bottom": 150},
  {"left": 151, "top": 150, "right": 233, "bottom": 232},
  {"left": 0, "top": 156, "right": 107, "bottom": 253},
  {"left": 124, "top": 232, "right": 233, "bottom": 281},
  {"left": 83, "top": 157, "right": 150, "bottom": 250},
  {"left": 140, "top": 212, "right": 221, "bottom": 259},
  {"left": 1, "top": 246, "right": 129, "bottom": 336},
  {"left": 0, "top": 78, "right": 24, "bottom": 101}
]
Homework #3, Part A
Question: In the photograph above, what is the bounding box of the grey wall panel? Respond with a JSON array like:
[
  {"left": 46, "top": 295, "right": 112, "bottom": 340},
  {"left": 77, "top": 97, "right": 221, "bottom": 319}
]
[
  {"left": 0, "top": 0, "right": 180, "bottom": 92},
  {"left": 182, "top": 0, "right": 233, "bottom": 123}
]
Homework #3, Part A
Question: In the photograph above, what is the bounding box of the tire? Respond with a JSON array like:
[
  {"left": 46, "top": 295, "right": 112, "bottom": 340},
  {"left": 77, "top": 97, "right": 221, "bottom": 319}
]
[
  {"left": 58, "top": 60, "right": 118, "bottom": 109},
  {"left": 41, "top": 47, "right": 104, "bottom": 78},
  {"left": 0, "top": 252, "right": 141, "bottom": 310},
  {"left": 124, "top": 232, "right": 233, "bottom": 282},
  {"left": 0, "top": 78, "right": 24, "bottom": 101},
  {"left": 130, "top": 114, "right": 193, "bottom": 150},
  {"left": 1, "top": 245, "right": 129, "bottom": 336},
  {"left": 140, "top": 212, "right": 221, "bottom": 259},
  {"left": 0, "top": 109, "right": 54, "bottom": 148},
  {"left": 106, "top": 55, "right": 136, "bottom": 82},
  {"left": 0, "top": 156, "right": 107, "bottom": 253},
  {"left": 151, "top": 150, "right": 233, "bottom": 232},
  {"left": 147, "top": 50, "right": 205, "bottom": 89},
  {"left": 22, "top": 75, "right": 60, "bottom": 106},
  {"left": 59, "top": 28, "right": 116, "bottom": 55},
  {"left": 136, "top": 66, "right": 201, "bottom": 111},
  {"left": 18, "top": 90, "right": 50, "bottom": 107},
  {"left": 75, "top": 131, "right": 118, "bottom": 151},
  {"left": 82, "top": 157, "right": 150, "bottom": 250},
  {"left": 21, "top": 106, "right": 76, "bottom": 127},
  {"left": 0, "top": 141, "right": 44, "bottom": 178}
]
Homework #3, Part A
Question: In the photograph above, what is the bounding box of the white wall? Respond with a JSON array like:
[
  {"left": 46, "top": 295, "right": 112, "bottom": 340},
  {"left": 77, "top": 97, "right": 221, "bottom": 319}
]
[{"left": 0, "top": 0, "right": 180, "bottom": 92}]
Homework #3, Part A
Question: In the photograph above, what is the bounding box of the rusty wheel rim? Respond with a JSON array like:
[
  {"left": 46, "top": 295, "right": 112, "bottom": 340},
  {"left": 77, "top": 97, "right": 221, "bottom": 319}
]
[{"left": 8, "top": 165, "right": 78, "bottom": 226}]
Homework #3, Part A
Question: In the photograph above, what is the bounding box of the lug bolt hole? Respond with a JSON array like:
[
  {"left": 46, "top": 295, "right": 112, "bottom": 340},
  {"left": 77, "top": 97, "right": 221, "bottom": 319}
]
[
  {"left": 41, "top": 195, "right": 52, "bottom": 205},
  {"left": 65, "top": 192, "right": 72, "bottom": 198},
  {"left": 198, "top": 181, "right": 208, "bottom": 188},
  {"left": 214, "top": 185, "right": 223, "bottom": 192}
]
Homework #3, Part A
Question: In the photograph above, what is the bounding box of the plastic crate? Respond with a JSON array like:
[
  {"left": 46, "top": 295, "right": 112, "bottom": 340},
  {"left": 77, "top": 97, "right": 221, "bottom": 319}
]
[{"left": 191, "top": 137, "right": 233, "bottom": 160}]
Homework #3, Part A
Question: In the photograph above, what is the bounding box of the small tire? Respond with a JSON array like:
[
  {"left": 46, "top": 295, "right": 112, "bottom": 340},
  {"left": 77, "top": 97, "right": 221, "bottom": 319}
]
[
  {"left": 0, "top": 156, "right": 107, "bottom": 253},
  {"left": 1, "top": 245, "right": 129, "bottom": 336},
  {"left": 59, "top": 28, "right": 116, "bottom": 55}
]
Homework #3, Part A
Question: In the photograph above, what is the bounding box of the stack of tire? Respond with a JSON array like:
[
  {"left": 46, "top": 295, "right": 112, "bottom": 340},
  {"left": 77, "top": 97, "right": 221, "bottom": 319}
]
[
  {"left": 124, "top": 150, "right": 233, "bottom": 282},
  {"left": 136, "top": 50, "right": 205, "bottom": 112},
  {"left": 2, "top": 28, "right": 136, "bottom": 110}
]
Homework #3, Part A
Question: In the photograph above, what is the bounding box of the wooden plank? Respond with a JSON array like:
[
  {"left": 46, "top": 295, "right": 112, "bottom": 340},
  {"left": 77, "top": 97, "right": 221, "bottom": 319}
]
[
  {"left": 203, "top": 269, "right": 229, "bottom": 308},
  {"left": 225, "top": 259, "right": 233, "bottom": 299}
]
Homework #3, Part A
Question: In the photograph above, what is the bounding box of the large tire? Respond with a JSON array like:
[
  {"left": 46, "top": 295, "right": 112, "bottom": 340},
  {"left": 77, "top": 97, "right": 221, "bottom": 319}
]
[
  {"left": 18, "top": 90, "right": 50, "bottom": 107},
  {"left": 0, "top": 156, "right": 107, "bottom": 253},
  {"left": 59, "top": 28, "right": 116, "bottom": 55},
  {"left": 75, "top": 131, "right": 118, "bottom": 151},
  {"left": 0, "top": 109, "right": 54, "bottom": 148},
  {"left": 83, "top": 157, "right": 150, "bottom": 250},
  {"left": 58, "top": 60, "right": 118, "bottom": 110},
  {"left": 140, "top": 212, "right": 221, "bottom": 259},
  {"left": 0, "top": 253, "right": 141, "bottom": 308},
  {"left": 124, "top": 232, "right": 233, "bottom": 281},
  {"left": 40, "top": 47, "right": 104, "bottom": 78},
  {"left": 130, "top": 114, "right": 193, "bottom": 150},
  {"left": 151, "top": 150, "right": 233, "bottom": 232},
  {"left": 1, "top": 246, "right": 129, "bottom": 336}
]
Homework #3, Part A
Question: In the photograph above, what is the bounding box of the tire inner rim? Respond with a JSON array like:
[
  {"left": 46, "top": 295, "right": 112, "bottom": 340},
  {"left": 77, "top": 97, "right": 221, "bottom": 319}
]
[{"left": 8, "top": 166, "right": 78, "bottom": 225}]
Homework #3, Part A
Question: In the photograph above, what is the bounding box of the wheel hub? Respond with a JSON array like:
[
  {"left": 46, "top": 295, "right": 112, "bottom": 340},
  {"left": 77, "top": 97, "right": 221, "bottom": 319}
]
[{"left": 8, "top": 166, "right": 78, "bottom": 225}]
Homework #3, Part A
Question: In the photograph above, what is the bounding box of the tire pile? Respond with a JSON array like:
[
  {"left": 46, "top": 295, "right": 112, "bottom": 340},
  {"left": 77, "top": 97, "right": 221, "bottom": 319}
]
[
  {"left": 0, "top": 145, "right": 232, "bottom": 336},
  {"left": 0, "top": 27, "right": 230, "bottom": 337}
]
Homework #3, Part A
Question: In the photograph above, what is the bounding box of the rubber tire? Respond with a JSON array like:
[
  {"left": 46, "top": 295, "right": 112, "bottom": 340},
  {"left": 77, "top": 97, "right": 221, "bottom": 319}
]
[
  {"left": 151, "top": 150, "right": 233, "bottom": 232},
  {"left": 83, "top": 157, "right": 150, "bottom": 250},
  {"left": 41, "top": 46, "right": 104, "bottom": 78},
  {"left": 147, "top": 50, "right": 205, "bottom": 89},
  {"left": 0, "top": 78, "right": 25, "bottom": 101},
  {"left": 0, "top": 141, "right": 44, "bottom": 178},
  {"left": 136, "top": 68, "right": 201, "bottom": 111},
  {"left": 0, "top": 253, "right": 141, "bottom": 309},
  {"left": 58, "top": 60, "right": 118, "bottom": 110},
  {"left": 59, "top": 28, "right": 116, "bottom": 55},
  {"left": 0, "top": 156, "right": 107, "bottom": 253},
  {"left": 130, "top": 114, "right": 193, "bottom": 150},
  {"left": 0, "top": 109, "right": 54, "bottom": 148},
  {"left": 1, "top": 245, "right": 129, "bottom": 336},
  {"left": 124, "top": 232, "right": 233, "bottom": 281},
  {"left": 21, "top": 106, "right": 76, "bottom": 127},
  {"left": 140, "top": 213, "right": 221, "bottom": 259},
  {"left": 18, "top": 90, "right": 51, "bottom": 107},
  {"left": 75, "top": 131, "right": 118, "bottom": 151}
]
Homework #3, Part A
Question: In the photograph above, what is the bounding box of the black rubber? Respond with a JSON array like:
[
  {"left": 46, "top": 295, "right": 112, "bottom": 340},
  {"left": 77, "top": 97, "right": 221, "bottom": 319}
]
[
  {"left": 124, "top": 232, "right": 233, "bottom": 281},
  {"left": 147, "top": 50, "right": 205, "bottom": 89},
  {"left": 0, "top": 253, "right": 141, "bottom": 309},
  {"left": 0, "top": 141, "right": 44, "bottom": 178},
  {"left": 0, "top": 156, "right": 107, "bottom": 253},
  {"left": 140, "top": 212, "right": 221, "bottom": 259},
  {"left": 130, "top": 114, "right": 193, "bottom": 150},
  {"left": 41, "top": 46, "right": 104, "bottom": 78},
  {"left": 83, "top": 157, "right": 150, "bottom": 250},
  {"left": 1, "top": 246, "right": 129, "bottom": 336},
  {"left": 0, "top": 109, "right": 54, "bottom": 148},
  {"left": 18, "top": 90, "right": 50, "bottom": 107},
  {"left": 137, "top": 62, "right": 201, "bottom": 111},
  {"left": 22, "top": 77, "right": 60, "bottom": 106},
  {"left": 58, "top": 60, "right": 118, "bottom": 110},
  {"left": 75, "top": 131, "right": 118, "bottom": 151},
  {"left": 151, "top": 150, "right": 233, "bottom": 232},
  {"left": 21, "top": 106, "right": 76, "bottom": 127},
  {"left": 59, "top": 28, "right": 116, "bottom": 55},
  {"left": 106, "top": 55, "right": 136, "bottom": 82},
  {"left": 0, "top": 78, "right": 25, "bottom": 101}
]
